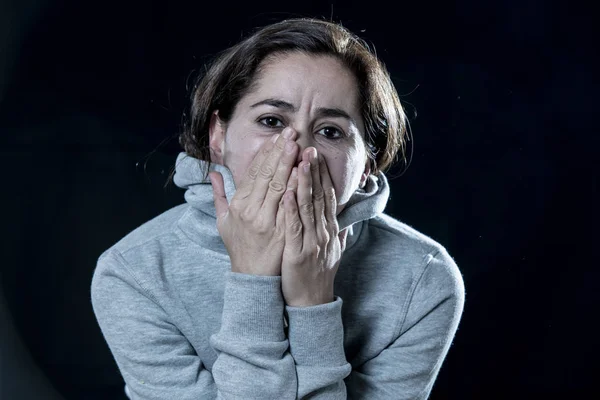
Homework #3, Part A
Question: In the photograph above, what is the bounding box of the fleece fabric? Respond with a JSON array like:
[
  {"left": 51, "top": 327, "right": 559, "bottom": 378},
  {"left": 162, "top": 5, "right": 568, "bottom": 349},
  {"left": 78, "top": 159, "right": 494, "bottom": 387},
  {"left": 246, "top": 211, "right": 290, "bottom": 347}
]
[{"left": 91, "top": 152, "right": 465, "bottom": 400}]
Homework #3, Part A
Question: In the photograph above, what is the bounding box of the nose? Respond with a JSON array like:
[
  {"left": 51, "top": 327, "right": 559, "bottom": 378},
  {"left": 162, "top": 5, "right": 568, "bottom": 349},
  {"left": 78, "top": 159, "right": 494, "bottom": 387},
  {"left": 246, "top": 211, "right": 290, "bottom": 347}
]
[{"left": 288, "top": 127, "right": 316, "bottom": 165}]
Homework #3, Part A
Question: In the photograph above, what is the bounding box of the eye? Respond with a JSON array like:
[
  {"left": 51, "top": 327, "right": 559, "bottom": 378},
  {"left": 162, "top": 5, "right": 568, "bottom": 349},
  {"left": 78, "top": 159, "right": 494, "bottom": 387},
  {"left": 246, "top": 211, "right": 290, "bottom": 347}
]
[
  {"left": 317, "top": 126, "right": 344, "bottom": 140},
  {"left": 258, "top": 116, "right": 285, "bottom": 128}
]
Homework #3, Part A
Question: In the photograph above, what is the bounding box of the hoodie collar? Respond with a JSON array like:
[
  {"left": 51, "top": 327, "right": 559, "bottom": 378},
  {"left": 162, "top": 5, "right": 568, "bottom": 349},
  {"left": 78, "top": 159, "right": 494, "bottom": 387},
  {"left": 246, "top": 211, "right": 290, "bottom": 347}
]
[{"left": 173, "top": 152, "right": 389, "bottom": 246}]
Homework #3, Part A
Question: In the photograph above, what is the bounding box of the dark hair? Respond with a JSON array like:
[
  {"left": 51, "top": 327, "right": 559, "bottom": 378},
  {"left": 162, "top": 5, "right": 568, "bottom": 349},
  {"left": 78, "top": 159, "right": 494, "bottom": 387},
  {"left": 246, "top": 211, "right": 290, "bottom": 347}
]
[{"left": 168, "top": 17, "right": 409, "bottom": 185}]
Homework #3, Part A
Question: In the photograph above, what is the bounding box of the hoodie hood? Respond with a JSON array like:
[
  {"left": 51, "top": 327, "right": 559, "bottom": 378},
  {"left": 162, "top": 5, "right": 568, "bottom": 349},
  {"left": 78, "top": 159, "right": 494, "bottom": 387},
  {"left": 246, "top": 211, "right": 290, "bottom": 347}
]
[{"left": 172, "top": 152, "right": 389, "bottom": 232}]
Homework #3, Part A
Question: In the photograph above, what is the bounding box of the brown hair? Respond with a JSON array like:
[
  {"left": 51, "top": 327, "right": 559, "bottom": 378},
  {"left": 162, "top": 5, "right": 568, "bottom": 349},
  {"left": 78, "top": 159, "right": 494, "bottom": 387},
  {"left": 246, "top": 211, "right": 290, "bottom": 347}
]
[{"left": 167, "top": 17, "right": 409, "bottom": 186}]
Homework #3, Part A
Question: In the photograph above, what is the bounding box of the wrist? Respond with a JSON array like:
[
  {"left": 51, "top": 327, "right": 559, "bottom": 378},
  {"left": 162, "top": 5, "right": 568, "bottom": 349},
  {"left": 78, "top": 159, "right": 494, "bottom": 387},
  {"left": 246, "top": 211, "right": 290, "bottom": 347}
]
[
  {"left": 230, "top": 262, "right": 281, "bottom": 276},
  {"left": 286, "top": 292, "right": 334, "bottom": 307}
]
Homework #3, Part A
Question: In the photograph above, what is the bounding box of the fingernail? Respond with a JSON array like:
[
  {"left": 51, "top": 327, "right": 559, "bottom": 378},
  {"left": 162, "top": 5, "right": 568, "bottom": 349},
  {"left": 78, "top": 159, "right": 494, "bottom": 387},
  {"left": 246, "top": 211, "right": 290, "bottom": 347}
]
[
  {"left": 303, "top": 163, "right": 310, "bottom": 173},
  {"left": 271, "top": 134, "right": 280, "bottom": 143},
  {"left": 282, "top": 128, "right": 293, "bottom": 139},
  {"left": 310, "top": 148, "right": 317, "bottom": 161}
]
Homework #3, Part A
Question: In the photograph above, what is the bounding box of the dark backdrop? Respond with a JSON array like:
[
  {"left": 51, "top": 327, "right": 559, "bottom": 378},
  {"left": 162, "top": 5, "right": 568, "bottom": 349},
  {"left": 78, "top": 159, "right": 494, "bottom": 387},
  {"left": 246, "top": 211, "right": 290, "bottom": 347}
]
[{"left": 1, "top": 0, "right": 597, "bottom": 399}]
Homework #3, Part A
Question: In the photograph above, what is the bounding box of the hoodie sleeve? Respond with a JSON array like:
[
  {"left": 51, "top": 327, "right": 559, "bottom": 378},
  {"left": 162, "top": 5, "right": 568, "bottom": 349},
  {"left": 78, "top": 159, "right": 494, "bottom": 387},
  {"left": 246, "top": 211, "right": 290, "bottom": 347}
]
[
  {"left": 344, "top": 248, "right": 466, "bottom": 399},
  {"left": 91, "top": 250, "right": 298, "bottom": 400},
  {"left": 284, "top": 297, "right": 353, "bottom": 399}
]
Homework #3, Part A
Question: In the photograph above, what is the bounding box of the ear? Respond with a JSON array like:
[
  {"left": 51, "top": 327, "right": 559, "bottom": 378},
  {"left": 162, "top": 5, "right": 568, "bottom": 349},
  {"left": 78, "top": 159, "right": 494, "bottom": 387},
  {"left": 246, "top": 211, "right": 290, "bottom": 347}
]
[
  {"left": 359, "top": 158, "right": 371, "bottom": 189},
  {"left": 208, "top": 110, "right": 225, "bottom": 164}
]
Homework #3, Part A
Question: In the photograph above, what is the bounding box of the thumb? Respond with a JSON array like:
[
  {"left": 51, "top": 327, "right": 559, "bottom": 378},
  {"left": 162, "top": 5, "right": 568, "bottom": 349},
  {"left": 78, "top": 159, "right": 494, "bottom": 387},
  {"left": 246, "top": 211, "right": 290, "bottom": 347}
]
[{"left": 209, "top": 171, "right": 228, "bottom": 218}]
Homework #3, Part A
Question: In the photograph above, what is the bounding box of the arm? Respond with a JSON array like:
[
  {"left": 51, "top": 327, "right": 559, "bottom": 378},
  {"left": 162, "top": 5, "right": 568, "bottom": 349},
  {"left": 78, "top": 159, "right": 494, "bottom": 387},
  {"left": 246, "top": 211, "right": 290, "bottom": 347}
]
[
  {"left": 285, "top": 297, "right": 352, "bottom": 399},
  {"left": 210, "top": 271, "right": 297, "bottom": 399},
  {"left": 344, "top": 248, "right": 466, "bottom": 400},
  {"left": 91, "top": 250, "right": 297, "bottom": 400}
]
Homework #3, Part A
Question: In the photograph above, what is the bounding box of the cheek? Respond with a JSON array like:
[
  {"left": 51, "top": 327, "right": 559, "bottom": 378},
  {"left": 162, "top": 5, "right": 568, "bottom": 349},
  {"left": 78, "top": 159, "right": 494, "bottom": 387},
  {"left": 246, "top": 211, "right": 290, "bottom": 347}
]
[
  {"left": 326, "top": 156, "right": 357, "bottom": 205},
  {"left": 325, "top": 146, "right": 365, "bottom": 205},
  {"left": 225, "top": 134, "right": 267, "bottom": 187}
]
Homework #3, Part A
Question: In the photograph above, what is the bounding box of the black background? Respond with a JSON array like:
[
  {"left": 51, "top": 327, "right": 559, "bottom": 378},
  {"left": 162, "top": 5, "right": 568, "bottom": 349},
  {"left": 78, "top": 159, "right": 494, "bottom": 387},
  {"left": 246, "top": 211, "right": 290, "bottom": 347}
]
[{"left": 0, "top": 0, "right": 597, "bottom": 399}]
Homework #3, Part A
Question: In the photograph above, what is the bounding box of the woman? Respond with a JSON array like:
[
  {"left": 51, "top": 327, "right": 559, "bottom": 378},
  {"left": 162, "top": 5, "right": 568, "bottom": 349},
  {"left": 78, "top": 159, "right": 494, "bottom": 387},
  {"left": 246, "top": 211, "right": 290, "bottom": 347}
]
[{"left": 91, "top": 17, "right": 465, "bottom": 400}]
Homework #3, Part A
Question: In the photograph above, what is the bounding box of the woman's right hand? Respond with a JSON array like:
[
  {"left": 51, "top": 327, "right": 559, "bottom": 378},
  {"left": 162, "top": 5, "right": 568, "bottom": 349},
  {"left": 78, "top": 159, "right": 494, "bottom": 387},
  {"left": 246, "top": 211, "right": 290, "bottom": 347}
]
[{"left": 209, "top": 127, "right": 299, "bottom": 276}]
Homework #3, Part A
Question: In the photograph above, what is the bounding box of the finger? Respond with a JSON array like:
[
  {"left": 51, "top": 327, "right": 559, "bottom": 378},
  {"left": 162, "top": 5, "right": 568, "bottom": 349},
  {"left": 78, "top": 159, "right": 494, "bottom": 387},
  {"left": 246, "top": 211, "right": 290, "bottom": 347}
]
[
  {"left": 316, "top": 155, "right": 339, "bottom": 258},
  {"left": 318, "top": 154, "right": 337, "bottom": 223},
  {"left": 249, "top": 130, "right": 290, "bottom": 206},
  {"left": 284, "top": 190, "right": 303, "bottom": 249},
  {"left": 286, "top": 166, "right": 299, "bottom": 194},
  {"left": 277, "top": 166, "right": 297, "bottom": 239},
  {"left": 297, "top": 161, "right": 316, "bottom": 252},
  {"left": 310, "top": 152, "right": 327, "bottom": 242},
  {"left": 262, "top": 128, "right": 298, "bottom": 215},
  {"left": 236, "top": 133, "right": 279, "bottom": 195},
  {"left": 275, "top": 192, "right": 286, "bottom": 245},
  {"left": 209, "top": 172, "right": 228, "bottom": 219}
]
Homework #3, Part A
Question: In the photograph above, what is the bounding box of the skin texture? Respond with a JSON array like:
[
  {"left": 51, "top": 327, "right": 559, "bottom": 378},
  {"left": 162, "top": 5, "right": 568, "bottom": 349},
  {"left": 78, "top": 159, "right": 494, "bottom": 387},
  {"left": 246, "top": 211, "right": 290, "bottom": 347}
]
[{"left": 208, "top": 51, "right": 371, "bottom": 214}]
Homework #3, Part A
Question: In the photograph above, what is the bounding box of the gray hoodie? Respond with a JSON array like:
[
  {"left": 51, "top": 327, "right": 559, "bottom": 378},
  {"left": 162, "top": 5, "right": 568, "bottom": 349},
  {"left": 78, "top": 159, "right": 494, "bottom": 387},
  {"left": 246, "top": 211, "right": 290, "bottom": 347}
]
[{"left": 91, "top": 152, "right": 465, "bottom": 400}]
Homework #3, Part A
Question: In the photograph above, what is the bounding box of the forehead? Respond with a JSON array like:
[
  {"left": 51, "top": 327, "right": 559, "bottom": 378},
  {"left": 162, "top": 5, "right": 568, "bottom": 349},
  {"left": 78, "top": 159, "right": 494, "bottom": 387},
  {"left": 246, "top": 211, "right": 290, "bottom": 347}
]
[{"left": 243, "top": 52, "right": 360, "bottom": 112}]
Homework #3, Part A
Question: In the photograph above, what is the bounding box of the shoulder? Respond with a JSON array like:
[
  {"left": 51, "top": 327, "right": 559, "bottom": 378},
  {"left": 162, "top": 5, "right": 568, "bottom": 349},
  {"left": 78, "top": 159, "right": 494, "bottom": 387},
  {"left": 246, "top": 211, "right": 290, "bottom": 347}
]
[
  {"left": 366, "top": 213, "right": 465, "bottom": 331},
  {"left": 364, "top": 213, "right": 464, "bottom": 298},
  {"left": 108, "top": 203, "right": 189, "bottom": 255},
  {"left": 95, "top": 203, "right": 192, "bottom": 284},
  {"left": 363, "top": 213, "right": 449, "bottom": 265},
  {"left": 369, "top": 213, "right": 442, "bottom": 247}
]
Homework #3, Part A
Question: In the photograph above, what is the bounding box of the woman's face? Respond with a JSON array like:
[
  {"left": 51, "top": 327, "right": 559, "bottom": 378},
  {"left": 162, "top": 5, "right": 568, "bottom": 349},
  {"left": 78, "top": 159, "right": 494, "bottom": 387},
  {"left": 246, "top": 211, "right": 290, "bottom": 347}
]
[{"left": 209, "top": 51, "right": 370, "bottom": 214}]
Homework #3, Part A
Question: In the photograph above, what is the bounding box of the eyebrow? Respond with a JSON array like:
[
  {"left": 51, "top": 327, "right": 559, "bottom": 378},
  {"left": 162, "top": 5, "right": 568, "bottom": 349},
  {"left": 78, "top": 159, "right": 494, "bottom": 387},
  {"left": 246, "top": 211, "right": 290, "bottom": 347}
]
[{"left": 250, "top": 98, "right": 356, "bottom": 125}]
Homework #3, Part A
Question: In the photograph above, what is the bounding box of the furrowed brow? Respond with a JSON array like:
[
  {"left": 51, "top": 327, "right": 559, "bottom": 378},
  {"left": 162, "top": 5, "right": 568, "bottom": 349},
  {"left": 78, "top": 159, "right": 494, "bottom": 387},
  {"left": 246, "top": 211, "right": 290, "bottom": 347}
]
[
  {"left": 250, "top": 99, "right": 357, "bottom": 126},
  {"left": 250, "top": 98, "right": 297, "bottom": 112},
  {"left": 316, "top": 107, "right": 356, "bottom": 125}
]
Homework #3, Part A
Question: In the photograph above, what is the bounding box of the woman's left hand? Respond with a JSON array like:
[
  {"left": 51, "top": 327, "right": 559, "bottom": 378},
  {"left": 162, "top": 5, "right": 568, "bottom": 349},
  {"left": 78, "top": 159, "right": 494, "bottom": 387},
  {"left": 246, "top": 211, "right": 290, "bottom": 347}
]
[{"left": 280, "top": 148, "right": 348, "bottom": 307}]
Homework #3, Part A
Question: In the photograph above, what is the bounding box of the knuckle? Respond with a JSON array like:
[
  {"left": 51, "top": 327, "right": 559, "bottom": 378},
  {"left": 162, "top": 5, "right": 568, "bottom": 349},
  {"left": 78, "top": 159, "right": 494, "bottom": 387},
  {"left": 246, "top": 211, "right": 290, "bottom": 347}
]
[
  {"left": 299, "top": 201, "right": 314, "bottom": 216},
  {"left": 330, "top": 221, "right": 339, "bottom": 236},
  {"left": 290, "top": 220, "right": 303, "bottom": 237},
  {"left": 318, "top": 229, "right": 330, "bottom": 245},
  {"left": 307, "top": 242, "right": 320, "bottom": 257},
  {"left": 268, "top": 180, "right": 286, "bottom": 194},
  {"left": 318, "top": 219, "right": 329, "bottom": 235},
  {"left": 322, "top": 225, "right": 330, "bottom": 242},
  {"left": 253, "top": 219, "right": 270, "bottom": 235},
  {"left": 313, "top": 188, "right": 325, "bottom": 202},
  {"left": 239, "top": 206, "right": 254, "bottom": 222},
  {"left": 228, "top": 201, "right": 241, "bottom": 214},
  {"left": 249, "top": 165, "right": 260, "bottom": 177},
  {"left": 324, "top": 187, "right": 336, "bottom": 203},
  {"left": 259, "top": 164, "right": 275, "bottom": 178}
]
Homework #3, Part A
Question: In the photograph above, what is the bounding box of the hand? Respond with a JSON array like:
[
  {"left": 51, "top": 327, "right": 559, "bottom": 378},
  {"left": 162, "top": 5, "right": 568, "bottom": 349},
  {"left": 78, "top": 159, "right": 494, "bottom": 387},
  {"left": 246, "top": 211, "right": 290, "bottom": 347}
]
[
  {"left": 281, "top": 147, "right": 349, "bottom": 306},
  {"left": 209, "top": 128, "right": 298, "bottom": 276}
]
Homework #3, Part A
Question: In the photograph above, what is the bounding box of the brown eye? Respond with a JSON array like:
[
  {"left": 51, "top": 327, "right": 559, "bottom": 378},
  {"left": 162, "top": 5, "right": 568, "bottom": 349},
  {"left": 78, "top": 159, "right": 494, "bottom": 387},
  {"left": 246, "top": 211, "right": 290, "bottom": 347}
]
[
  {"left": 259, "top": 117, "right": 284, "bottom": 128},
  {"left": 317, "top": 126, "right": 343, "bottom": 139}
]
